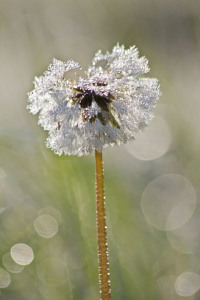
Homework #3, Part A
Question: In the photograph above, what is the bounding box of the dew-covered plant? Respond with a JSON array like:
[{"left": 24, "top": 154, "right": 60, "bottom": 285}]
[{"left": 27, "top": 44, "right": 160, "bottom": 299}]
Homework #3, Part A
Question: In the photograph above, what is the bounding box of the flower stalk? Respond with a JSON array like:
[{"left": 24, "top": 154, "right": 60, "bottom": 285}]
[
  {"left": 95, "top": 150, "right": 111, "bottom": 300},
  {"left": 27, "top": 44, "right": 160, "bottom": 297}
]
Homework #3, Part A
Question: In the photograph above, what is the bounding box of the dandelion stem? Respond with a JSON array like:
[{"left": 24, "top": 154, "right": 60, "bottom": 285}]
[{"left": 95, "top": 150, "right": 111, "bottom": 300}]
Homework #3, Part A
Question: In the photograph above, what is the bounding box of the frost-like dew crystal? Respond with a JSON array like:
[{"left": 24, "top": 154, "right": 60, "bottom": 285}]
[{"left": 27, "top": 44, "right": 160, "bottom": 156}]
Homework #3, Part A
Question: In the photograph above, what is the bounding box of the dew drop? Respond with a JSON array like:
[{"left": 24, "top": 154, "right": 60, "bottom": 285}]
[
  {"left": 141, "top": 174, "right": 196, "bottom": 231},
  {"left": 11, "top": 243, "right": 34, "bottom": 266},
  {"left": 126, "top": 116, "right": 171, "bottom": 161},
  {"left": 0, "top": 268, "right": 11, "bottom": 288},
  {"left": 2, "top": 253, "right": 24, "bottom": 273},
  {"left": 167, "top": 217, "right": 200, "bottom": 254},
  {"left": 34, "top": 214, "right": 58, "bottom": 239},
  {"left": 175, "top": 272, "right": 200, "bottom": 296}
]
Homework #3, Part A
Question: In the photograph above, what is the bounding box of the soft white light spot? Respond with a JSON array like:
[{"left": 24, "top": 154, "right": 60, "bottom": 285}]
[
  {"left": 126, "top": 116, "right": 171, "bottom": 161},
  {"left": 141, "top": 174, "right": 196, "bottom": 231},
  {"left": 38, "top": 207, "right": 62, "bottom": 225},
  {"left": 0, "top": 268, "right": 11, "bottom": 288},
  {"left": 34, "top": 214, "right": 59, "bottom": 238},
  {"left": 2, "top": 253, "right": 24, "bottom": 273},
  {"left": 167, "top": 217, "right": 200, "bottom": 254},
  {"left": 175, "top": 272, "right": 200, "bottom": 296},
  {"left": 11, "top": 243, "right": 34, "bottom": 266},
  {"left": 37, "top": 258, "right": 69, "bottom": 287}
]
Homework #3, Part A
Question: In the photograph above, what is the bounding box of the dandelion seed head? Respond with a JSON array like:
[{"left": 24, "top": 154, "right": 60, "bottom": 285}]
[{"left": 27, "top": 44, "right": 160, "bottom": 156}]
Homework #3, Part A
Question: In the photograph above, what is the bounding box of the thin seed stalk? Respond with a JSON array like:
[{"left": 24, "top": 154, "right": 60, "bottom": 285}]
[{"left": 95, "top": 150, "right": 111, "bottom": 300}]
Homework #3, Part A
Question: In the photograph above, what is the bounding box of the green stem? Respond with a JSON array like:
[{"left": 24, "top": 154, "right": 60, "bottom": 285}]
[{"left": 95, "top": 150, "right": 111, "bottom": 300}]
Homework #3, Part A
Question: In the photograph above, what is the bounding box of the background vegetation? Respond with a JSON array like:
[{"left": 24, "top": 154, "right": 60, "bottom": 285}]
[{"left": 0, "top": 0, "right": 200, "bottom": 299}]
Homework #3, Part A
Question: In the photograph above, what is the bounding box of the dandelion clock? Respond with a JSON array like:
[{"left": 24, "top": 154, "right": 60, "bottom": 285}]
[{"left": 27, "top": 44, "right": 160, "bottom": 300}]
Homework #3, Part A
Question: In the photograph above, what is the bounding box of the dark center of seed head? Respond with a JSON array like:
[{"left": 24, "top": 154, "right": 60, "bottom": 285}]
[
  {"left": 76, "top": 88, "right": 112, "bottom": 111},
  {"left": 73, "top": 87, "right": 120, "bottom": 129}
]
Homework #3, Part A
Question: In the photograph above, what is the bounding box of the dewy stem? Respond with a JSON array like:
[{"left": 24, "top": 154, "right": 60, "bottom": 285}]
[{"left": 95, "top": 150, "right": 111, "bottom": 300}]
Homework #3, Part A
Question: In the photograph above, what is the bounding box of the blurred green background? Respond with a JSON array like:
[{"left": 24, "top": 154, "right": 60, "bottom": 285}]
[{"left": 1, "top": 0, "right": 200, "bottom": 299}]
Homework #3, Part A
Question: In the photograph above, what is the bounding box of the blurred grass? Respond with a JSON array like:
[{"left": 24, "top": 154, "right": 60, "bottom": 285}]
[{"left": 1, "top": 0, "right": 200, "bottom": 299}]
